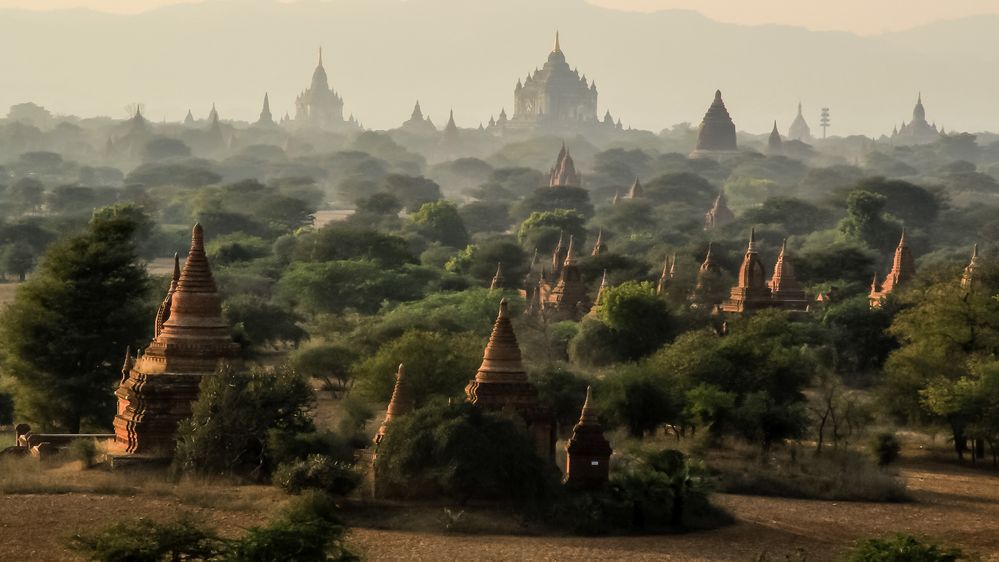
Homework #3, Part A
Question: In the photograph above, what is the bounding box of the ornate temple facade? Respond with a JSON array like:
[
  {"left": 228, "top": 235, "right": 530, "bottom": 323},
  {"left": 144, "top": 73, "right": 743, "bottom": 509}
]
[
  {"left": 294, "top": 49, "right": 353, "bottom": 130},
  {"left": 564, "top": 386, "right": 612, "bottom": 489},
  {"left": 503, "top": 33, "right": 603, "bottom": 133},
  {"left": 869, "top": 231, "right": 916, "bottom": 308},
  {"left": 891, "top": 94, "right": 941, "bottom": 146},
  {"left": 690, "top": 90, "right": 738, "bottom": 159},
  {"left": 720, "top": 231, "right": 809, "bottom": 314},
  {"left": 548, "top": 143, "right": 582, "bottom": 187},
  {"left": 113, "top": 225, "right": 240, "bottom": 458},
  {"left": 465, "top": 300, "right": 556, "bottom": 462},
  {"left": 788, "top": 102, "right": 812, "bottom": 142}
]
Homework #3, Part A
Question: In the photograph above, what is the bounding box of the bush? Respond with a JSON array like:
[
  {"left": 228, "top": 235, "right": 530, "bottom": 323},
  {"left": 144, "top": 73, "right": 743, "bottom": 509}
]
[
  {"left": 68, "top": 438, "right": 98, "bottom": 468},
  {"left": 715, "top": 448, "right": 908, "bottom": 502},
  {"left": 68, "top": 514, "right": 223, "bottom": 562},
  {"left": 273, "top": 454, "right": 361, "bottom": 495},
  {"left": 871, "top": 432, "right": 901, "bottom": 467},
  {"left": 68, "top": 492, "right": 357, "bottom": 562},
  {"left": 173, "top": 363, "right": 316, "bottom": 478},
  {"left": 846, "top": 534, "right": 965, "bottom": 562},
  {"left": 375, "top": 400, "right": 555, "bottom": 503},
  {"left": 230, "top": 491, "right": 358, "bottom": 561},
  {"left": 550, "top": 448, "right": 728, "bottom": 535}
]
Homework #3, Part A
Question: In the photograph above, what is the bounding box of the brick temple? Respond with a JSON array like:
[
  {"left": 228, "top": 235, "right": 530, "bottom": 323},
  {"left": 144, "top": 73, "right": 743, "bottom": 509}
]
[
  {"left": 112, "top": 224, "right": 239, "bottom": 458},
  {"left": 465, "top": 299, "right": 556, "bottom": 462}
]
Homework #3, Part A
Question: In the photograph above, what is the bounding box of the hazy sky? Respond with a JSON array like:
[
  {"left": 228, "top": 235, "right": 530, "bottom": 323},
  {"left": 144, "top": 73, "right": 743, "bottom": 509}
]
[{"left": 2, "top": 0, "right": 999, "bottom": 34}]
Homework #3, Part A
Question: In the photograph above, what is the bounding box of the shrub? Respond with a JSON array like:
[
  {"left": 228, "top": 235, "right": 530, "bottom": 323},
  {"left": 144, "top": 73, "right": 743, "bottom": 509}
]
[
  {"left": 68, "top": 438, "right": 98, "bottom": 468},
  {"left": 871, "top": 432, "right": 901, "bottom": 467},
  {"left": 229, "top": 491, "right": 358, "bottom": 562},
  {"left": 846, "top": 534, "right": 965, "bottom": 562},
  {"left": 273, "top": 454, "right": 361, "bottom": 495},
  {"left": 68, "top": 515, "right": 223, "bottom": 562},
  {"left": 67, "top": 492, "right": 357, "bottom": 562},
  {"left": 173, "top": 363, "right": 316, "bottom": 478},
  {"left": 375, "top": 400, "right": 556, "bottom": 503}
]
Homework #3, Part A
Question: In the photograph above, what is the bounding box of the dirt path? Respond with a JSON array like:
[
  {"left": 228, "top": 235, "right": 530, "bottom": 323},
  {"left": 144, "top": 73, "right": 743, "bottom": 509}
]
[{"left": 0, "top": 459, "right": 996, "bottom": 561}]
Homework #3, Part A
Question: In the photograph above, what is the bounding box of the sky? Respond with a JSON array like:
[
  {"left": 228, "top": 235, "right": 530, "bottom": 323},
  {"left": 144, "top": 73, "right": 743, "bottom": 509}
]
[{"left": 2, "top": 0, "right": 999, "bottom": 34}]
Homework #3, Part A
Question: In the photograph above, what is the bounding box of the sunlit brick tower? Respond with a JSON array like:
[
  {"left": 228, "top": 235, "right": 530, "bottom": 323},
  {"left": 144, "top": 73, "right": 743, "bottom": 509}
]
[
  {"left": 587, "top": 270, "right": 609, "bottom": 319},
  {"left": 769, "top": 240, "right": 808, "bottom": 311},
  {"left": 112, "top": 224, "right": 240, "bottom": 459},
  {"left": 489, "top": 262, "right": 505, "bottom": 290},
  {"left": 691, "top": 243, "right": 722, "bottom": 306},
  {"left": 465, "top": 299, "right": 556, "bottom": 462},
  {"left": 541, "top": 236, "right": 591, "bottom": 321},
  {"left": 626, "top": 177, "right": 643, "bottom": 199},
  {"left": 869, "top": 230, "right": 916, "bottom": 308},
  {"left": 374, "top": 364, "right": 413, "bottom": 448},
  {"left": 656, "top": 254, "right": 675, "bottom": 296},
  {"left": 720, "top": 228, "right": 774, "bottom": 313},
  {"left": 563, "top": 386, "right": 612, "bottom": 489},
  {"left": 591, "top": 229, "right": 607, "bottom": 256}
]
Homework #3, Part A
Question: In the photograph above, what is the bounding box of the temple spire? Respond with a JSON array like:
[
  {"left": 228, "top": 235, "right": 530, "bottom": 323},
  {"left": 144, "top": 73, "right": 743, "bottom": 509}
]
[
  {"left": 375, "top": 363, "right": 412, "bottom": 445},
  {"left": 553, "top": 31, "right": 561, "bottom": 53},
  {"left": 490, "top": 262, "right": 504, "bottom": 290}
]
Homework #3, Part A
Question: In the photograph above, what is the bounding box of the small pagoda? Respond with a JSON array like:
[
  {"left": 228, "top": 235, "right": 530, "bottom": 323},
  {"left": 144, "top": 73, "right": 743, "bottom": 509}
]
[
  {"left": 564, "top": 386, "right": 612, "bottom": 489},
  {"left": 112, "top": 224, "right": 240, "bottom": 458},
  {"left": 374, "top": 364, "right": 413, "bottom": 447},
  {"left": 704, "top": 192, "right": 736, "bottom": 230},
  {"left": 548, "top": 143, "right": 582, "bottom": 188},
  {"left": 465, "top": 299, "right": 556, "bottom": 462},
  {"left": 869, "top": 230, "right": 916, "bottom": 308},
  {"left": 769, "top": 240, "right": 808, "bottom": 311}
]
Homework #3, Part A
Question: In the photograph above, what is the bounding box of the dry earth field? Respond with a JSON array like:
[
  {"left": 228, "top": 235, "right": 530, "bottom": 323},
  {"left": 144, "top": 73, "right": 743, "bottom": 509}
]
[{"left": 0, "top": 450, "right": 996, "bottom": 562}]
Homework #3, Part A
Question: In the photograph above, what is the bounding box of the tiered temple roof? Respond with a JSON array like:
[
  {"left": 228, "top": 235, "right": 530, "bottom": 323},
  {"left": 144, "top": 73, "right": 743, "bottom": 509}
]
[
  {"left": 691, "top": 90, "right": 738, "bottom": 158},
  {"left": 892, "top": 94, "right": 941, "bottom": 146},
  {"left": 256, "top": 93, "right": 275, "bottom": 127},
  {"left": 564, "top": 386, "right": 612, "bottom": 489},
  {"left": 294, "top": 48, "right": 349, "bottom": 130},
  {"left": 508, "top": 33, "right": 600, "bottom": 132},
  {"left": 720, "top": 229, "right": 773, "bottom": 313},
  {"left": 549, "top": 143, "right": 582, "bottom": 187},
  {"left": 465, "top": 300, "right": 555, "bottom": 461},
  {"left": 539, "top": 236, "right": 591, "bottom": 321},
  {"left": 768, "top": 240, "right": 808, "bottom": 310},
  {"left": 869, "top": 230, "right": 916, "bottom": 307},
  {"left": 113, "top": 224, "right": 240, "bottom": 457}
]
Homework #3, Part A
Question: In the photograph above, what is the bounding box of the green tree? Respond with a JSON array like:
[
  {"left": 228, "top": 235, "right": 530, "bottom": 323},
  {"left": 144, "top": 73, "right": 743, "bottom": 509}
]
[
  {"left": 516, "top": 209, "right": 587, "bottom": 253},
  {"left": 352, "top": 330, "right": 482, "bottom": 407},
  {"left": 223, "top": 295, "right": 307, "bottom": 349},
  {"left": 0, "top": 205, "right": 151, "bottom": 432},
  {"left": 382, "top": 174, "right": 442, "bottom": 213},
  {"left": 411, "top": 200, "right": 469, "bottom": 248},
  {"left": 599, "top": 281, "right": 675, "bottom": 360},
  {"left": 513, "top": 185, "right": 593, "bottom": 221},
  {"left": 174, "top": 364, "right": 315, "bottom": 477},
  {"left": 1, "top": 242, "right": 36, "bottom": 281},
  {"left": 883, "top": 273, "right": 999, "bottom": 460},
  {"left": 838, "top": 190, "right": 902, "bottom": 253}
]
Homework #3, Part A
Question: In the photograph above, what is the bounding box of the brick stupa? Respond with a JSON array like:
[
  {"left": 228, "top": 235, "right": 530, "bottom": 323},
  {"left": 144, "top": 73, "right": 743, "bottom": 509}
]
[
  {"left": 465, "top": 299, "right": 555, "bottom": 462},
  {"left": 769, "top": 240, "right": 808, "bottom": 311},
  {"left": 564, "top": 386, "right": 612, "bottom": 489},
  {"left": 538, "top": 236, "right": 590, "bottom": 321},
  {"left": 113, "top": 224, "right": 240, "bottom": 458},
  {"left": 374, "top": 364, "right": 413, "bottom": 447}
]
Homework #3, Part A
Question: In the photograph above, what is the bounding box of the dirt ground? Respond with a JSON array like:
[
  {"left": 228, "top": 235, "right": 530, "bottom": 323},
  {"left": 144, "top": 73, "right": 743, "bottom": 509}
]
[{"left": 0, "top": 455, "right": 996, "bottom": 562}]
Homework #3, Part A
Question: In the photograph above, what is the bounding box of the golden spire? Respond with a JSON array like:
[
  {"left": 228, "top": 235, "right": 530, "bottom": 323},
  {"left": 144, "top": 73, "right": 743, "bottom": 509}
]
[{"left": 554, "top": 30, "right": 561, "bottom": 53}]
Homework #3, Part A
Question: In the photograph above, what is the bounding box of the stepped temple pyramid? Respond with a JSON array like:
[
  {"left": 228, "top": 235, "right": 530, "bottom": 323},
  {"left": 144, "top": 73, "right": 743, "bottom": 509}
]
[
  {"left": 890, "top": 94, "right": 942, "bottom": 146},
  {"left": 690, "top": 90, "right": 739, "bottom": 159},
  {"left": 495, "top": 33, "right": 620, "bottom": 135},
  {"left": 113, "top": 224, "right": 239, "bottom": 458},
  {"left": 293, "top": 48, "right": 358, "bottom": 131}
]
